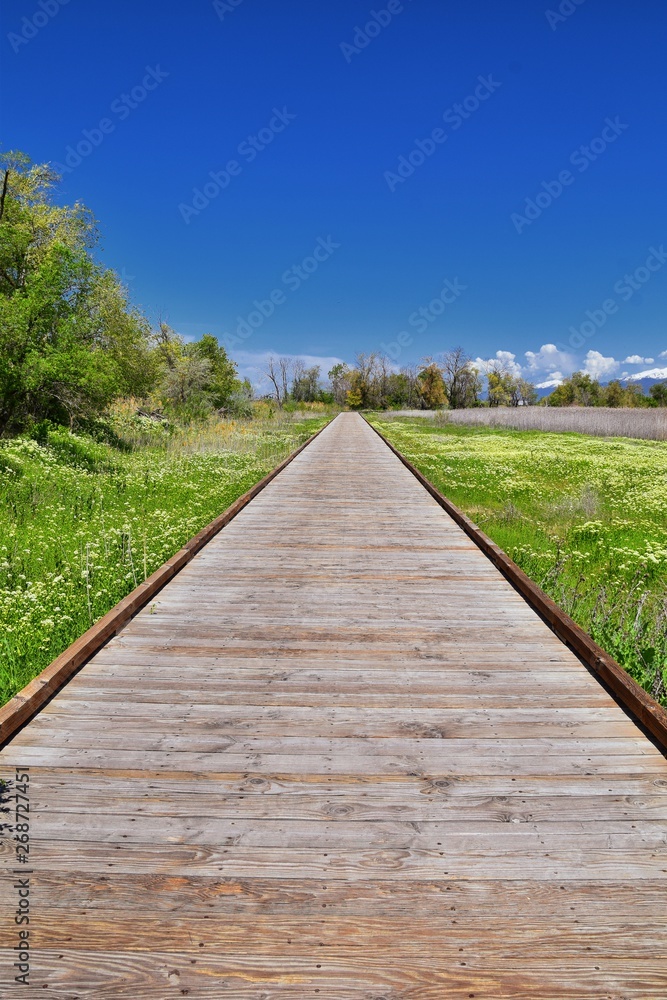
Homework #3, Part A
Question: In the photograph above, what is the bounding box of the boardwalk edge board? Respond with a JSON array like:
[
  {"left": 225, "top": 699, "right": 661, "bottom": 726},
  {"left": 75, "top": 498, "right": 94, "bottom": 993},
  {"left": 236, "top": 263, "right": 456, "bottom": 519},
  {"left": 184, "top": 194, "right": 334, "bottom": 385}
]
[
  {"left": 365, "top": 416, "right": 667, "bottom": 754},
  {"left": 0, "top": 419, "right": 332, "bottom": 748}
]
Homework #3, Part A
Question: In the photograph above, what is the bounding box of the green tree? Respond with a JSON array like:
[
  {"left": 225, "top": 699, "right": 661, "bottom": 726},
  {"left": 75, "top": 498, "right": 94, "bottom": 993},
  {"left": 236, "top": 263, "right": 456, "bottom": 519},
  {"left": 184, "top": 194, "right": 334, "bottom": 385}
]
[
  {"left": 0, "top": 152, "right": 94, "bottom": 295},
  {"left": 385, "top": 370, "right": 420, "bottom": 409},
  {"left": 152, "top": 322, "right": 184, "bottom": 371},
  {"left": 160, "top": 355, "right": 213, "bottom": 418},
  {"left": 623, "top": 382, "right": 648, "bottom": 407},
  {"left": 346, "top": 354, "right": 381, "bottom": 409},
  {"left": 345, "top": 370, "right": 366, "bottom": 409},
  {"left": 225, "top": 379, "right": 254, "bottom": 417},
  {"left": 546, "top": 380, "right": 574, "bottom": 406},
  {"left": 487, "top": 366, "right": 513, "bottom": 407},
  {"left": 291, "top": 363, "right": 322, "bottom": 402},
  {"left": 187, "top": 333, "right": 239, "bottom": 408},
  {"left": 150, "top": 329, "right": 242, "bottom": 416},
  {"left": 571, "top": 372, "right": 601, "bottom": 406},
  {"left": 603, "top": 380, "right": 625, "bottom": 408},
  {"left": 0, "top": 152, "right": 153, "bottom": 432},
  {"left": 546, "top": 372, "right": 601, "bottom": 407},
  {"left": 649, "top": 381, "right": 667, "bottom": 406}
]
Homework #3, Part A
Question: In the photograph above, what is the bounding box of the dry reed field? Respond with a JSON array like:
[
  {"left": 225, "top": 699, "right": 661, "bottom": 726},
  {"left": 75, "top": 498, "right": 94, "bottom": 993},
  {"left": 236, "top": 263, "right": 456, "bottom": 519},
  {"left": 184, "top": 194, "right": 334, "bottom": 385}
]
[{"left": 388, "top": 406, "right": 667, "bottom": 440}]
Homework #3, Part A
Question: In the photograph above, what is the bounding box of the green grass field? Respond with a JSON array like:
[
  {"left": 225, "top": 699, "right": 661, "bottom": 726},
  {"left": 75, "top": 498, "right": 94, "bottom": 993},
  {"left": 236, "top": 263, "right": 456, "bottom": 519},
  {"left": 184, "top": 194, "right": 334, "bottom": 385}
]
[
  {"left": 0, "top": 414, "right": 328, "bottom": 705},
  {"left": 371, "top": 415, "right": 667, "bottom": 706}
]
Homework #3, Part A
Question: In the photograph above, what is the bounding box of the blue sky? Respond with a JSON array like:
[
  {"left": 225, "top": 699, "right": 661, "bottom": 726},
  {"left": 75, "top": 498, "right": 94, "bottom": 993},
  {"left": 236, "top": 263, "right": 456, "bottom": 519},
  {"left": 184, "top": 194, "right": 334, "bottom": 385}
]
[{"left": 1, "top": 0, "right": 666, "bottom": 388}]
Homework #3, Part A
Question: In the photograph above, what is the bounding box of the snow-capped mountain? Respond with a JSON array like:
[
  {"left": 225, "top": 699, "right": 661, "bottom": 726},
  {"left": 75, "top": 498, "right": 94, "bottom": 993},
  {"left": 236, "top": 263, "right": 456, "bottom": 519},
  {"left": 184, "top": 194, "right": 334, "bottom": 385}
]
[
  {"left": 621, "top": 367, "right": 667, "bottom": 382},
  {"left": 535, "top": 377, "right": 564, "bottom": 390}
]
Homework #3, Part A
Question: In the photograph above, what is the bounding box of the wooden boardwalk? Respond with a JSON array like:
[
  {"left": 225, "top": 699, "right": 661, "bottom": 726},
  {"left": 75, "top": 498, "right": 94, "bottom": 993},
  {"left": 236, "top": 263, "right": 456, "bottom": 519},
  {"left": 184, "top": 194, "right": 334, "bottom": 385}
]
[{"left": 1, "top": 411, "right": 666, "bottom": 997}]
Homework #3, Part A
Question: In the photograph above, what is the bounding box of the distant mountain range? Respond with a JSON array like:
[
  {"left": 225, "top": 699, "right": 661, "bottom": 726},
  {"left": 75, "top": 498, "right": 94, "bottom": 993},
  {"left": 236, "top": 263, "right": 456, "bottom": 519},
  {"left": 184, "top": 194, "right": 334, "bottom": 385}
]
[
  {"left": 534, "top": 368, "right": 667, "bottom": 399},
  {"left": 621, "top": 367, "right": 667, "bottom": 389}
]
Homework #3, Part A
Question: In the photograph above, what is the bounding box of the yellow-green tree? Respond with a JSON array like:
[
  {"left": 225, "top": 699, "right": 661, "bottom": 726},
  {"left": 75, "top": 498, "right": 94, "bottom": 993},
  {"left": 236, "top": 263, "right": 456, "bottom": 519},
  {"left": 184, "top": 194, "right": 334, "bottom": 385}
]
[{"left": 417, "top": 363, "right": 447, "bottom": 408}]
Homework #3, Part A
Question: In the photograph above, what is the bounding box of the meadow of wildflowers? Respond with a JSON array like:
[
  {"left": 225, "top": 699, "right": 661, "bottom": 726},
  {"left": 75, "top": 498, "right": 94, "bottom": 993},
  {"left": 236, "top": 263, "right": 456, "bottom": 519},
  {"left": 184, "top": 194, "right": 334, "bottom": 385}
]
[
  {"left": 0, "top": 414, "right": 328, "bottom": 705},
  {"left": 373, "top": 416, "right": 667, "bottom": 705}
]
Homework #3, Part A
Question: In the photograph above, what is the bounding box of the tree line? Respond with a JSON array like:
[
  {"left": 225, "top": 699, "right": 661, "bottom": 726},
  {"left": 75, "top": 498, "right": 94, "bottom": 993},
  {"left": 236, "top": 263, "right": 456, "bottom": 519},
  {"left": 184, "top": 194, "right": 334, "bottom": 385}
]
[
  {"left": 327, "top": 350, "right": 488, "bottom": 410},
  {"left": 260, "top": 349, "right": 535, "bottom": 410},
  {"left": 545, "top": 371, "right": 667, "bottom": 408},
  {"left": 261, "top": 352, "right": 666, "bottom": 411}
]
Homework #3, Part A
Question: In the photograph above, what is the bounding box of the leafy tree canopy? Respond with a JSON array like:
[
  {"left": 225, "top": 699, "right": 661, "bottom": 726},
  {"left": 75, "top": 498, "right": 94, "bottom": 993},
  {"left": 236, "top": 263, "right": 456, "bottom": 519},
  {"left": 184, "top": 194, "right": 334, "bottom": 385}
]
[{"left": 0, "top": 152, "right": 153, "bottom": 432}]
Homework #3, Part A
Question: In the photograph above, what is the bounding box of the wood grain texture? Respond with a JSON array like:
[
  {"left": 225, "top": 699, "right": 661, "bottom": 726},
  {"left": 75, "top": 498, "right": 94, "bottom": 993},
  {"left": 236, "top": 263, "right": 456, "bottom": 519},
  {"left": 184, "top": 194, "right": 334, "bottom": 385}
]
[{"left": 1, "top": 412, "right": 666, "bottom": 998}]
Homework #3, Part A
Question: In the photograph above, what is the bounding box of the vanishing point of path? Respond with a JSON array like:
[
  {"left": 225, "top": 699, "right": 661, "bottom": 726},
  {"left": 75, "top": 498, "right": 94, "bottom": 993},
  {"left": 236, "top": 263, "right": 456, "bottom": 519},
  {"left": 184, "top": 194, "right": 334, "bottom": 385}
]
[{"left": 1, "top": 412, "right": 666, "bottom": 997}]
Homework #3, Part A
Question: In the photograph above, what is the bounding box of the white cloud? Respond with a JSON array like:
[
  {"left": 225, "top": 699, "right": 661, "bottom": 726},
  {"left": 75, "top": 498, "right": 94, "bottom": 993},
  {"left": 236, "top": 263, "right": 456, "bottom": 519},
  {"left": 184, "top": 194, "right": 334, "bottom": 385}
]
[
  {"left": 524, "top": 343, "right": 576, "bottom": 375},
  {"left": 473, "top": 350, "right": 522, "bottom": 376},
  {"left": 660, "top": 350, "right": 667, "bottom": 359},
  {"left": 495, "top": 350, "right": 522, "bottom": 375},
  {"left": 583, "top": 350, "right": 619, "bottom": 380},
  {"left": 623, "top": 355, "right": 654, "bottom": 365}
]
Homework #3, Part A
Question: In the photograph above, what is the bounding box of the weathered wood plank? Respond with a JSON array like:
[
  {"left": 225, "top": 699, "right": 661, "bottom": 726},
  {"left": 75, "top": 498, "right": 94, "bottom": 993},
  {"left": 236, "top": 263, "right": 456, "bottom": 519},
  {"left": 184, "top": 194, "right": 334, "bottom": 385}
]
[
  {"left": 3, "top": 910, "right": 667, "bottom": 959},
  {"left": 15, "top": 766, "right": 667, "bottom": 797},
  {"left": 32, "top": 704, "right": 639, "bottom": 738},
  {"left": 16, "top": 811, "right": 667, "bottom": 850},
  {"left": 3, "top": 838, "right": 667, "bottom": 880},
  {"left": 13, "top": 727, "right": 656, "bottom": 757},
  {"left": 9, "top": 745, "right": 663, "bottom": 774},
  {"left": 25, "top": 787, "right": 667, "bottom": 823},
  {"left": 0, "top": 950, "right": 664, "bottom": 1000},
  {"left": 2, "top": 873, "right": 665, "bottom": 917}
]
